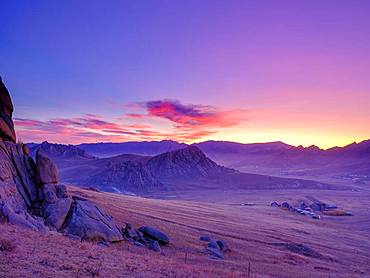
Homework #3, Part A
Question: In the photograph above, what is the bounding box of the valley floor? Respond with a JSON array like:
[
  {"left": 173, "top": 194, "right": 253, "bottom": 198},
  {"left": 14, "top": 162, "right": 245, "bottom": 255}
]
[{"left": 1, "top": 186, "right": 370, "bottom": 277}]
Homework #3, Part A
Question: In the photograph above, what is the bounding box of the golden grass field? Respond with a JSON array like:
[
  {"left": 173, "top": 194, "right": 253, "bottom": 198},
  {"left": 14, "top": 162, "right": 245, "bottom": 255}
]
[{"left": 1, "top": 186, "right": 370, "bottom": 277}]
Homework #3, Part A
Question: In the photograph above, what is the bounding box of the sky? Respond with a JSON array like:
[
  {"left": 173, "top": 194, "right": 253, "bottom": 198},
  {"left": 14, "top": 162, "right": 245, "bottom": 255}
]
[{"left": 1, "top": 0, "right": 370, "bottom": 148}]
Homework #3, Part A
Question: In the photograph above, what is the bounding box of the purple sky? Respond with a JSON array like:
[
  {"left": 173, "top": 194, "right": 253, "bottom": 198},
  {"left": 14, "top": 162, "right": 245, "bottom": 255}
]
[{"left": 1, "top": 1, "right": 370, "bottom": 148}]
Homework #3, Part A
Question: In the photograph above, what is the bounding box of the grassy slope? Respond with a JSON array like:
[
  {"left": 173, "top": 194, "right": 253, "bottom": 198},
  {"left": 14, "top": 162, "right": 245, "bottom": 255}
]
[{"left": 1, "top": 186, "right": 370, "bottom": 277}]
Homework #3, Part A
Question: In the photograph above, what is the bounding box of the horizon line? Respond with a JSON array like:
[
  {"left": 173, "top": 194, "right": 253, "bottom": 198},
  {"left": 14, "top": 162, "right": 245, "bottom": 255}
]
[{"left": 26, "top": 138, "right": 370, "bottom": 151}]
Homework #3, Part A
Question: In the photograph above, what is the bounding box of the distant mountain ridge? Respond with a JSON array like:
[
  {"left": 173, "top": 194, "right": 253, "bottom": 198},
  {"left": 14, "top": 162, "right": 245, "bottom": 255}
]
[
  {"left": 30, "top": 141, "right": 95, "bottom": 159},
  {"left": 77, "top": 140, "right": 187, "bottom": 158},
  {"left": 29, "top": 141, "right": 95, "bottom": 168},
  {"left": 27, "top": 139, "right": 370, "bottom": 186},
  {"left": 194, "top": 140, "right": 370, "bottom": 182},
  {"left": 26, "top": 142, "right": 337, "bottom": 193}
]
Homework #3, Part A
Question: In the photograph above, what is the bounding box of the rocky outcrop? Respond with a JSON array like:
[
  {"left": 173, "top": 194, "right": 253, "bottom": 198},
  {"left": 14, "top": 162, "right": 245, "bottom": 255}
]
[
  {"left": 63, "top": 196, "right": 123, "bottom": 242},
  {"left": 36, "top": 151, "right": 59, "bottom": 184},
  {"left": 0, "top": 77, "right": 123, "bottom": 243},
  {"left": 121, "top": 223, "right": 170, "bottom": 252},
  {"left": 199, "top": 236, "right": 231, "bottom": 260},
  {"left": 138, "top": 226, "right": 170, "bottom": 245},
  {"left": 147, "top": 146, "right": 234, "bottom": 179},
  {"left": 86, "top": 160, "right": 163, "bottom": 193},
  {"left": 0, "top": 77, "right": 16, "bottom": 143}
]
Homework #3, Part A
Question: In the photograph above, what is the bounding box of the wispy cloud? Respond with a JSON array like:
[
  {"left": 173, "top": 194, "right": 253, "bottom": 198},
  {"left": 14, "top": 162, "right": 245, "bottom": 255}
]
[
  {"left": 15, "top": 100, "right": 247, "bottom": 144},
  {"left": 129, "top": 99, "right": 247, "bottom": 130}
]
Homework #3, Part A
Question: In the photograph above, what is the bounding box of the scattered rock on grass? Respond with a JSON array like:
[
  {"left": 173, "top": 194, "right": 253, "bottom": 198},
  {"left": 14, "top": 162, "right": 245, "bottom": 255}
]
[
  {"left": 207, "top": 247, "right": 224, "bottom": 259},
  {"left": 150, "top": 240, "right": 161, "bottom": 253},
  {"left": 201, "top": 237, "right": 230, "bottom": 259},
  {"left": 217, "top": 240, "right": 230, "bottom": 252},
  {"left": 199, "top": 235, "right": 211, "bottom": 242},
  {"left": 138, "top": 226, "right": 169, "bottom": 245},
  {"left": 123, "top": 224, "right": 169, "bottom": 252},
  {"left": 207, "top": 240, "right": 220, "bottom": 250}
]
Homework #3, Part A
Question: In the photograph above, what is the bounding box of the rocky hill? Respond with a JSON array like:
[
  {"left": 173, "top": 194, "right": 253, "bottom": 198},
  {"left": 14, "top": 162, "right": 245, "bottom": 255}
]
[
  {"left": 84, "top": 158, "right": 164, "bottom": 194},
  {"left": 57, "top": 146, "right": 232, "bottom": 193},
  {"left": 147, "top": 146, "right": 235, "bottom": 179}
]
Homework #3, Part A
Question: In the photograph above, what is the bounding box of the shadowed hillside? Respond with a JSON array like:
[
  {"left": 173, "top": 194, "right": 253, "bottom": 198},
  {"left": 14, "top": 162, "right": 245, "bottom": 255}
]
[{"left": 28, "top": 142, "right": 341, "bottom": 194}]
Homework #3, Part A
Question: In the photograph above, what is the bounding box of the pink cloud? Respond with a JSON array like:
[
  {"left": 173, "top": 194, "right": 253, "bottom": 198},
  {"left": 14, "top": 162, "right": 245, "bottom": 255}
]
[
  {"left": 128, "top": 100, "right": 247, "bottom": 133},
  {"left": 14, "top": 100, "right": 246, "bottom": 144}
]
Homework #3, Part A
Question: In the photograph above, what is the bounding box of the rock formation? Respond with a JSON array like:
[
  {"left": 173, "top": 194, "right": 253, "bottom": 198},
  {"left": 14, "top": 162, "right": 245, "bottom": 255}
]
[
  {"left": 0, "top": 77, "right": 16, "bottom": 142},
  {"left": 0, "top": 76, "right": 123, "bottom": 243}
]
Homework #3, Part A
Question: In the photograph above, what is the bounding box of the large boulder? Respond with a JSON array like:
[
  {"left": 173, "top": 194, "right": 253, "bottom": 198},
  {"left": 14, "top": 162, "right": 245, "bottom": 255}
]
[
  {"left": 63, "top": 197, "right": 123, "bottom": 242},
  {"left": 0, "top": 141, "right": 34, "bottom": 220},
  {"left": 42, "top": 183, "right": 58, "bottom": 204},
  {"left": 36, "top": 150, "right": 59, "bottom": 184},
  {"left": 0, "top": 77, "right": 16, "bottom": 143},
  {"left": 7, "top": 142, "right": 40, "bottom": 204},
  {"left": 207, "top": 240, "right": 220, "bottom": 250},
  {"left": 138, "top": 226, "right": 170, "bottom": 245},
  {"left": 44, "top": 197, "right": 73, "bottom": 230}
]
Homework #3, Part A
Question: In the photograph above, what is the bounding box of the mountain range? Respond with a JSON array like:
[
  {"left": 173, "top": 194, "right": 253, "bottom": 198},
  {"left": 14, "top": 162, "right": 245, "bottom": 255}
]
[
  {"left": 194, "top": 140, "right": 370, "bottom": 183},
  {"left": 29, "top": 141, "right": 345, "bottom": 194},
  {"left": 77, "top": 140, "right": 187, "bottom": 158},
  {"left": 37, "top": 139, "right": 370, "bottom": 184}
]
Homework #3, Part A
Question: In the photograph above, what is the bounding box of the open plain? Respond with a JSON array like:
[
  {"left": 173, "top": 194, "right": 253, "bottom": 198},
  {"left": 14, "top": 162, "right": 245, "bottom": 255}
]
[{"left": 1, "top": 183, "right": 369, "bottom": 277}]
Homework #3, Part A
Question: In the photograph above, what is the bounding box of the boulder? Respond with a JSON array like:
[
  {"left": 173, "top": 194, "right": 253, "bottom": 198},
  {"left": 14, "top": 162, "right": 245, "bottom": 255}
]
[
  {"left": 0, "top": 141, "right": 34, "bottom": 211},
  {"left": 138, "top": 226, "right": 170, "bottom": 245},
  {"left": 63, "top": 197, "right": 123, "bottom": 243},
  {"left": 207, "top": 240, "right": 220, "bottom": 250},
  {"left": 55, "top": 184, "right": 68, "bottom": 198},
  {"left": 36, "top": 150, "right": 59, "bottom": 184},
  {"left": 0, "top": 116, "right": 16, "bottom": 143},
  {"left": 0, "top": 200, "right": 44, "bottom": 231},
  {"left": 310, "top": 201, "right": 326, "bottom": 212},
  {"left": 7, "top": 142, "right": 39, "bottom": 204},
  {"left": 42, "top": 183, "right": 58, "bottom": 204},
  {"left": 44, "top": 197, "right": 73, "bottom": 230},
  {"left": 150, "top": 240, "right": 161, "bottom": 252},
  {"left": 298, "top": 202, "right": 308, "bottom": 210},
  {"left": 127, "top": 229, "right": 139, "bottom": 239},
  {"left": 207, "top": 247, "right": 224, "bottom": 259},
  {"left": 22, "top": 144, "right": 30, "bottom": 156},
  {"left": 0, "top": 77, "right": 16, "bottom": 142},
  {"left": 0, "top": 77, "right": 13, "bottom": 116},
  {"left": 199, "top": 235, "right": 211, "bottom": 242},
  {"left": 282, "top": 202, "right": 292, "bottom": 210},
  {"left": 123, "top": 225, "right": 139, "bottom": 239},
  {"left": 217, "top": 240, "right": 230, "bottom": 252},
  {"left": 134, "top": 241, "right": 145, "bottom": 248}
]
